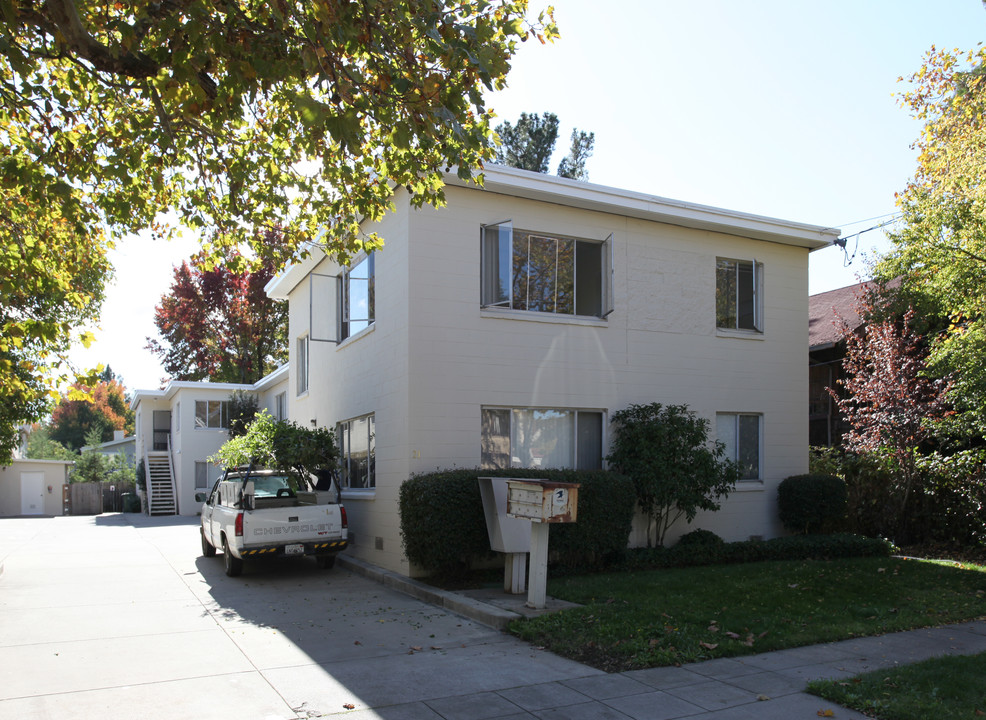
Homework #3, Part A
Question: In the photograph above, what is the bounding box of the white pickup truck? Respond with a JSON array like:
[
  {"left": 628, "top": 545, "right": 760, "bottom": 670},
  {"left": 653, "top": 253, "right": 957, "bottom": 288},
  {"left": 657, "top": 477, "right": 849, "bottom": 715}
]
[{"left": 198, "top": 467, "right": 348, "bottom": 577}]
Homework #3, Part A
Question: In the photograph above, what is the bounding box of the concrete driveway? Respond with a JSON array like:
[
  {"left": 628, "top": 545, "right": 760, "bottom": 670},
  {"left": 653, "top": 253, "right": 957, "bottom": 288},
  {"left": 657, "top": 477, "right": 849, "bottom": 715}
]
[{"left": 0, "top": 514, "right": 599, "bottom": 719}]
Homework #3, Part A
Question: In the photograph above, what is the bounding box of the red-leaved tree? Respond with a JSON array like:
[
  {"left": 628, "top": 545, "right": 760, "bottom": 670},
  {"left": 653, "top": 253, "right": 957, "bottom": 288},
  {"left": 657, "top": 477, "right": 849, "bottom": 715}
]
[
  {"left": 50, "top": 379, "right": 134, "bottom": 452},
  {"left": 147, "top": 246, "right": 287, "bottom": 385},
  {"left": 832, "top": 305, "right": 952, "bottom": 539}
]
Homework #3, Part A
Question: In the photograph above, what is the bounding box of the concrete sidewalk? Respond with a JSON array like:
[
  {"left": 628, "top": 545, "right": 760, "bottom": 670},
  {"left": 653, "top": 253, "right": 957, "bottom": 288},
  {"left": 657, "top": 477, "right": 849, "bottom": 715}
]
[{"left": 1, "top": 513, "right": 984, "bottom": 720}]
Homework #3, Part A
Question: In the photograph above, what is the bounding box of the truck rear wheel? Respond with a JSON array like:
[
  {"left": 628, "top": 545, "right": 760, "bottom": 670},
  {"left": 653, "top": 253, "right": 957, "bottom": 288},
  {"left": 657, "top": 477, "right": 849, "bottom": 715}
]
[
  {"left": 201, "top": 527, "right": 217, "bottom": 557},
  {"left": 222, "top": 536, "right": 243, "bottom": 577},
  {"left": 316, "top": 555, "right": 336, "bottom": 570}
]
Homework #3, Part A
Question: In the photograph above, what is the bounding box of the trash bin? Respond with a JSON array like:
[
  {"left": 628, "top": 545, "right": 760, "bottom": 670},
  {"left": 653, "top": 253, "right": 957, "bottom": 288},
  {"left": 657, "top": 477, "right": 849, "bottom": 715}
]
[{"left": 121, "top": 492, "right": 139, "bottom": 513}]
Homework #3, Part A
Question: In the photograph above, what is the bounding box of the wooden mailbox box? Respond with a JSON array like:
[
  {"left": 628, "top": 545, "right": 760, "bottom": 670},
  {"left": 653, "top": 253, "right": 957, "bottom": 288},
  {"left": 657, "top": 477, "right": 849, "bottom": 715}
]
[{"left": 506, "top": 480, "right": 580, "bottom": 523}]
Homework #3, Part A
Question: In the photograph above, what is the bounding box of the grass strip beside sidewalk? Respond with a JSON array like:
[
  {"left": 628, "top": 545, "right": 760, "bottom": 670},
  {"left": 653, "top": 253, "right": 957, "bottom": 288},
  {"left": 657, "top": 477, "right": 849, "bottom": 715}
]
[
  {"left": 509, "top": 556, "right": 986, "bottom": 672},
  {"left": 808, "top": 652, "right": 986, "bottom": 720}
]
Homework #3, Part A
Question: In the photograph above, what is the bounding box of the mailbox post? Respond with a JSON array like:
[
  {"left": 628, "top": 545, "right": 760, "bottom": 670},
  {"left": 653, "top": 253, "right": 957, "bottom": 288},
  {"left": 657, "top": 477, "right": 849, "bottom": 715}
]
[{"left": 506, "top": 479, "right": 580, "bottom": 609}]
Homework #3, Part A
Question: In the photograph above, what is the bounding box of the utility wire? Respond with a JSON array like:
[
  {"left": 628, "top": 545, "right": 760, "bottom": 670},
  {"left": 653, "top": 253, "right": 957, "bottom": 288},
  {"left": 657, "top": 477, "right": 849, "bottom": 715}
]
[{"left": 830, "top": 215, "right": 901, "bottom": 267}]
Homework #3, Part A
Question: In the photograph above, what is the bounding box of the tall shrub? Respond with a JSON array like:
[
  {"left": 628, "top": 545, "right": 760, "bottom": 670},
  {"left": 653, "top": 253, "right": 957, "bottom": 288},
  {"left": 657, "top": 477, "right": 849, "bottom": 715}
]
[
  {"left": 608, "top": 403, "right": 739, "bottom": 547},
  {"left": 777, "top": 474, "right": 848, "bottom": 535}
]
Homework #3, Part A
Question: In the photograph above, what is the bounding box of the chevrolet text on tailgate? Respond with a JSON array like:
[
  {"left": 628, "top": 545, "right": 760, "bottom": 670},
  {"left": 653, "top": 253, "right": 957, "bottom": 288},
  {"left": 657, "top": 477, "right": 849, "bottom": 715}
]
[{"left": 198, "top": 466, "right": 348, "bottom": 577}]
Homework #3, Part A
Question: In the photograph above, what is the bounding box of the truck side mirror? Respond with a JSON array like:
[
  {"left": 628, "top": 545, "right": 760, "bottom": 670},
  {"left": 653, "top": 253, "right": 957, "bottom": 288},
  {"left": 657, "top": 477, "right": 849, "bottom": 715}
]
[{"left": 195, "top": 492, "right": 207, "bottom": 503}]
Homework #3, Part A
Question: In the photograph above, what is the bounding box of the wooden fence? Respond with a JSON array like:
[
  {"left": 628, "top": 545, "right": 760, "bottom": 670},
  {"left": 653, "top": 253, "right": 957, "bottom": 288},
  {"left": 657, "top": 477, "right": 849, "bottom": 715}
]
[{"left": 63, "top": 482, "right": 138, "bottom": 515}]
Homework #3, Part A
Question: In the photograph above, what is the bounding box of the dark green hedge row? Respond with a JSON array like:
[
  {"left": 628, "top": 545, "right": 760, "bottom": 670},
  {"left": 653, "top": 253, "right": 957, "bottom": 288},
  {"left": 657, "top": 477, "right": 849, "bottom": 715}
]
[
  {"left": 620, "top": 532, "right": 895, "bottom": 572},
  {"left": 398, "top": 468, "right": 636, "bottom": 575}
]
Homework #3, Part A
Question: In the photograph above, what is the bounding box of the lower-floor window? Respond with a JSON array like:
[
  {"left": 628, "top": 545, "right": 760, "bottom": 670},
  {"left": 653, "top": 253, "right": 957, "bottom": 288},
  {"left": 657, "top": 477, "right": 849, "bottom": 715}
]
[
  {"left": 481, "top": 407, "right": 603, "bottom": 470},
  {"left": 716, "top": 412, "right": 761, "bottom": 481},
  {"left": 338, "top": 414, "right": 375, "bottom": 489}
]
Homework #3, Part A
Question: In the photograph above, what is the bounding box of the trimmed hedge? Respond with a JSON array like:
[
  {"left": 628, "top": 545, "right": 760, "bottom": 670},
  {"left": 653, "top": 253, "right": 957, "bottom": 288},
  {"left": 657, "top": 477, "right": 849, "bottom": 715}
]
[
  {"left": 620, "top": 533, "right": 895, "bottom": 572},
  {"left": 777, "top": 473, "right": 848, "bottom": 535},
  {"left": 398, "top": 467, "right": 635, "bottom": 576}
]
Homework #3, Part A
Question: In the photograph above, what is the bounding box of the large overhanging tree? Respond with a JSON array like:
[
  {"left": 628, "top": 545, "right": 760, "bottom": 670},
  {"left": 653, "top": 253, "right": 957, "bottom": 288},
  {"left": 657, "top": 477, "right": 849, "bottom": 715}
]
[
  {"left": 0, "top": 0, "right": 557, "bottom": 460},
  {"left": 876, "top": 46, "right": 986, "bottom": 437}
]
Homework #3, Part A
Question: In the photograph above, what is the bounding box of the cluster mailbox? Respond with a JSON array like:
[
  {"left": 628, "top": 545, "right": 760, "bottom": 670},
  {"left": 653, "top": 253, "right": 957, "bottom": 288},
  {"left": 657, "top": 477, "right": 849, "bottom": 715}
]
[{"left": 506, "top": 480, "right": 580, "bottom": 523}]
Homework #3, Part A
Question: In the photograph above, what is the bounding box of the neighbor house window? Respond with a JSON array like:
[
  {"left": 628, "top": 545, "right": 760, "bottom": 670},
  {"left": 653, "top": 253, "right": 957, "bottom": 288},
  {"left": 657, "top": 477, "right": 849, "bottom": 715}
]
[
  {"left": 716, "top": 258, "right": 762, "bottom": 331},
  {"left": 274, "top": 391, "right": 287, "bottom": 421},
  {"left": 175, "top": 402, "right": 180, "bottom": 432},
  {"left": 481, "top": 408, "right": 603, "bottom": 470},
  {"left": 194, "top": 400, "right": 229, "bottom": 430},
  {"left": 297, "top": 336, "right": 309, "bottom": 395},
  {"left": 717, "top": 413, "right": 761, "bottom": 481},
  {"left": 481, "top": 222, "right": 613, "bottom": 318},
  {"left": 337, "top": 414, "right": 375, "bottom": 489}
]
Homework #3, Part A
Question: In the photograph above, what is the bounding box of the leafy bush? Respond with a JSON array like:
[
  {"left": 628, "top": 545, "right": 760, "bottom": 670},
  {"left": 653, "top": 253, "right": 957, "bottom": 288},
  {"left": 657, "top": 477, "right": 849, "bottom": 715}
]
[
  {"left": 399, "top": 468, "right": 635, "bottom": 576},
  {"left": 621, "top": 533, "right": 894, "bottom": 572},
  {"left": 810, "top": 446, "right": 897, "bottom": 538},
  {"left": 914, "top": 450, "right": 986, "bottom": 548},
  {"left": 399, "top": 469, "right": 493, "bottom": 576},
  {"left": 211, "top": 410, "right": 338, "bottom": 483},
  {"left": 777, "top": 473, "right": 848, "bottom": 535},
  {"left": 676, "top": 529, "right": 725, "bottom": 548},
  {"left": 810, "top": 446, "right": 986, "bottom": 548},
  {"left": 228, "top": 390, "right": 259, "bottom": 438},
  {"left": 70, "top": 451, "right": 136, "bottom": 484},
  {"left": 608, "top": 403, "right": 739, "bottom": 547}
]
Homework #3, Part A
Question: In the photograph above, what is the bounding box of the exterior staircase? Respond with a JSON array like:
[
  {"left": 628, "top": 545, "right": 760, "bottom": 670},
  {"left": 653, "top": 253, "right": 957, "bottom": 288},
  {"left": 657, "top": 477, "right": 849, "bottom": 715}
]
[{"left": 145, "top": 445, "right": 177, "bottom": 515}]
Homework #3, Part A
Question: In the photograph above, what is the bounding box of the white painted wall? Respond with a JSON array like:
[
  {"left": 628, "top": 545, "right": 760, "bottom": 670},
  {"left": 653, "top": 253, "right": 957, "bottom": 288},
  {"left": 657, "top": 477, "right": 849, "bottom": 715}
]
[{"left": 282, "top": 180, "right": 813, "bottom": 575}]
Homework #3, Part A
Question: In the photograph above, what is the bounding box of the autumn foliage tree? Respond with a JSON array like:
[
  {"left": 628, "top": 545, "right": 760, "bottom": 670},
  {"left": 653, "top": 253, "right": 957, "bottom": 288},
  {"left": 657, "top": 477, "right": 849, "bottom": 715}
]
[
  {"left": 147, "top": 250, "right": 288, "bottom": 384},
  {"left": 0, "top": 186, "right": 111, "bottom": 462},
  {"left": 0, "top": 0, "right": 557, "bottom": 460},
  {"left": 832, "top": 305, "right": 952, "bottom": 539},
  {"left": 2, "top": 1, "right": 557, "bottom": 269},
  {"left": 876, "top": 45, "right": 986, "bottom": 437},
  {"left": 50, "top": 379, "right": 134, "bottom": 453}
]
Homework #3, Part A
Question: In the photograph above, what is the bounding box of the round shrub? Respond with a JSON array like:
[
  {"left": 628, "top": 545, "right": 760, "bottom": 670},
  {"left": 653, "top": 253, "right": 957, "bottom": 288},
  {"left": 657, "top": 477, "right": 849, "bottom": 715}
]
[
  {"left": 675, "top": 529, "right": 725, "bottom": 549},
  {"left": 777, "top": 473, "right": 848, "bottom": 535}
]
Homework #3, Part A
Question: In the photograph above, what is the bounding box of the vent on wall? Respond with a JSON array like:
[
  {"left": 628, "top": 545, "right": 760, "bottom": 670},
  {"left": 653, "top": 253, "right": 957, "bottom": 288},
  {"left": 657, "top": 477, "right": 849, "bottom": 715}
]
[{"left": 375, "top": 536, "right": 384, "bottom": 551}]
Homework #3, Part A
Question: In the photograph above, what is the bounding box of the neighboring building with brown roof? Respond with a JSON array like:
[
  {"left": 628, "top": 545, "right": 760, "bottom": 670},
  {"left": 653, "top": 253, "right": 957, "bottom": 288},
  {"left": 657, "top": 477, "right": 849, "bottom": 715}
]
[{"left": 808, "top": 281, "right": 870, "bottom": 446}]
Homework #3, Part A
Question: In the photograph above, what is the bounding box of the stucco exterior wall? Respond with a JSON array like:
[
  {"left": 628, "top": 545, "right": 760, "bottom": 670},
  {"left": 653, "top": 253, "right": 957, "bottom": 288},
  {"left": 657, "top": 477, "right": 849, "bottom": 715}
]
[
  {"left": 284, "top": 182, "right": 812, "bottom": 575},
  {"left": 288, "top": 200, "right": 412, "bottom": 570},
  {"left": 0, "top": 459, "right": 72, "bottom": 516}
]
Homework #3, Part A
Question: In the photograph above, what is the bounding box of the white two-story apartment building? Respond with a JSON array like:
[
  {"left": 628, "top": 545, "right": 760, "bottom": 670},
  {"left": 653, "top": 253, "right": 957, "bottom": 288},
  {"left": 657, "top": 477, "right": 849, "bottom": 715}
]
[
  {"left": 131, "top": 366, "right": 289, "bottom": 515},
  {"left": 265, "top": 165, "right": 838, "bottom": 575}
]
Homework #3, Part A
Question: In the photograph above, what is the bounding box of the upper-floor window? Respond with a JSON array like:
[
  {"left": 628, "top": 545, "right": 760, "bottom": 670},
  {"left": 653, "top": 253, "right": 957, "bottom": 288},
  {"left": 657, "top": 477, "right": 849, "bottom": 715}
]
[
  {"left": 481, "top": 407, "right": 603, "bottom": 470},
  {"left": 297, "top": 335, "right": 309, "bottom": 395},
  {"left": 481, "top": 221, "right": 613, "bottom": 318},
  {"left": 717, "top": 412, "right": 761, "bottom": 481},
  {"left": 308, "top": 253, "right": 375, "bottom": 345},
  {"left": 342, "top": 254, "right": 374, "bottom": 340},
  {"left": 195, "top": 400, "right": 229, "bottom": 430},
  {"left": 337, "top": 414, "right": 375, "bottom": 489},
  {"left": 716, "top": 258, "right": 762, "bottom": 332}
]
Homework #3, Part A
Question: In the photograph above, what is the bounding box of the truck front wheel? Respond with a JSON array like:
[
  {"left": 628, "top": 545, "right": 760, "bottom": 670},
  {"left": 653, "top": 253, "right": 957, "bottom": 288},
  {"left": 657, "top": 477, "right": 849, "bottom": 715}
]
[
  {"left": 222, "top": 536, "right": 243, "bottom": 577},
  {"left": 201, "top": 527, "right": 217, "bottom": 558}
]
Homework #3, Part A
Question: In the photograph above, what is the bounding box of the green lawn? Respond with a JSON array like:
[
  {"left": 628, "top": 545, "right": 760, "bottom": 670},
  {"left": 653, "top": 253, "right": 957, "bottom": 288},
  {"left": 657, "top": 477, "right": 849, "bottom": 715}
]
[
  {"left": 808, "top": 652, "right": 986, "bottom": 720},
  {"left": 509, "top": 556, "right": 986, "bottom": 672}
]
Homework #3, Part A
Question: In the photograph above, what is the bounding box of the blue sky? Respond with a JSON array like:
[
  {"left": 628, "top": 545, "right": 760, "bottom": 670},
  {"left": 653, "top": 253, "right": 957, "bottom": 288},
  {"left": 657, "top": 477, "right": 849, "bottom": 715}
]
[{"left": 75, "top": 0, "right": 986, "bottom": 391}]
